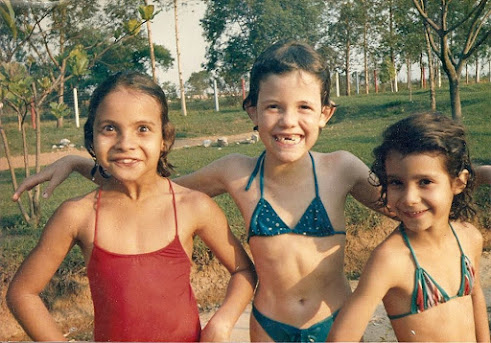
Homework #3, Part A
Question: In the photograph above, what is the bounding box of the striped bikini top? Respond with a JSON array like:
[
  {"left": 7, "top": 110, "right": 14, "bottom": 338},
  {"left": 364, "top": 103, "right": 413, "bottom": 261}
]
[
  {"left": 245, "top": 151, "right": 345, "bottom": 241},
  {"left": 388, "top": 223, "right": 475, "bottom": 320}
]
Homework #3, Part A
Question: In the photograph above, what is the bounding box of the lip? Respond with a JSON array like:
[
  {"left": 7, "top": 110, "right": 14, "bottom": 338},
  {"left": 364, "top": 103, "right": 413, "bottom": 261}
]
[
  {"left": 111, "top": 158, "right": 141, "bottom": 166},
  {"left": 400, "top": 209, "right": 428, "bottom": 218}
]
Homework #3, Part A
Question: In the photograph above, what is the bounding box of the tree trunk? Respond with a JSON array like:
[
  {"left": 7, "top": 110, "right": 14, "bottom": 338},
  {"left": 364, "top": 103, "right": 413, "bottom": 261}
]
[
  {"left": 448, "top": 77, "right": 462, "bottom": 122},
  {"left": 424, "top": 29, "right": 436, "bottom": 111},
  {"left": 406, "top": 56, "right": 412, "bottom": 102},
  {"left": 363, "top": 23, "right": 369, "bottom": 94},
  {"left": 345, "top": 39, "right": 351, "bottom": 96},
  {"left": 174, "top": 0, "right": 187, "bottom": 116},
  {"left": 144, "top": 0, "right": 157, "bottom": 82},
  {"left": 475, "top": 56, "right": 480, "bottom": 83},
  {"left": 0, "top": 112, "right": 30, "bottom": 222}
]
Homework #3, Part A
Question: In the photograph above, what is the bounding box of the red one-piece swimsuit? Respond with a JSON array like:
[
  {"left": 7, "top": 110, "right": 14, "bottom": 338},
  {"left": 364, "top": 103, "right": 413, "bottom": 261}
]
[{"left": 87, "top": 180, "right": 201, "bottom": 342}]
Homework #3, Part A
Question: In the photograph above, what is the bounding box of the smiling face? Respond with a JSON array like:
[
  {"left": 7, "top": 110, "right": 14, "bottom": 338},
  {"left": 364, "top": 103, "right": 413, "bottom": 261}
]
[
  {"left": 385, "top": 151, "right": 466, "bottom": 233},
  {"left": 92, "top": 88, "right": 164, "bottom": 183},
  {"left": 246, "top": 70, "right": 333, "bottom": 164}
]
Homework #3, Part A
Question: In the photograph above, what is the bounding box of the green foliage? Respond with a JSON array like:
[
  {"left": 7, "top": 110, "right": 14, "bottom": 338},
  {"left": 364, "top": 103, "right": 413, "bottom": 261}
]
[
  {"left": 48, "top": 102, "right": 71, "bottom": 119},
  {"left": 138, "top": 4, "right": 155, "bottom": 20},
  {"left": 201, "top": 0, "right": 328, "bottom": 87},
  {"left": 124, "top": 18, "right": 142, "bottom": 35}
]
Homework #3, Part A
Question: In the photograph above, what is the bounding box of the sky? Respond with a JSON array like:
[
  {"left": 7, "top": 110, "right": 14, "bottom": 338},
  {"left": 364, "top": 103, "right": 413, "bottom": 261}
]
[{"left": 151, "top": 2, "right": 207, "bottom": 86}]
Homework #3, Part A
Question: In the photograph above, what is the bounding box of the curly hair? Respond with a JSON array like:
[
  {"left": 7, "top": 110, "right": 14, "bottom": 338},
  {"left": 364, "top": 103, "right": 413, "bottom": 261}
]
[
  {"left": 370, "top": 112, "right": 476, "bottom": 221},
  {"left": 84, "top": 71, "right": 175, "bottom": 177}
]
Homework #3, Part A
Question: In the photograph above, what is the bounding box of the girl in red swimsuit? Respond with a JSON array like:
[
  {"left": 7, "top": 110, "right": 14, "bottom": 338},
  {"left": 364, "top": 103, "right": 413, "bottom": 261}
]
[{"left": 7, "top": 71, "right": 256, "bottom": 342}]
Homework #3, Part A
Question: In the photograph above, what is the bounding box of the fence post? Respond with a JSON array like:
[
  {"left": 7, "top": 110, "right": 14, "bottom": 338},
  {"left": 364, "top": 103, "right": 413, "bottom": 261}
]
[
  {"left": 213, "top": 79, "right": 220, "bottom": 112},
  {"left": 73, "top": 87, "right": 80, "bottom": 128}
]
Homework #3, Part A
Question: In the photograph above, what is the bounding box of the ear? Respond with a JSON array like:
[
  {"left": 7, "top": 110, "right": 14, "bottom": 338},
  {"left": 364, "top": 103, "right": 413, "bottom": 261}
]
[
  {"left": 245, "top": 105, "right": 258, "bottom": 125},
  {"left": 452, "top": 169, "right": 469, "bottom": 195},
  {"left": 319, "top": 104, "right": 335, "bottom": 128}
]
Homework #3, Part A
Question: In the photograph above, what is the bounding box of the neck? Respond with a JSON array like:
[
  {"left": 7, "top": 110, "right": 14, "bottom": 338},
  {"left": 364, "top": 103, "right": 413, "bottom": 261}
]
[
  {"left": 103, "top": 174, "right": 165, "bottom": 201},
  {"left": 263, "top": 152, "right": 312, "bottom": 182}
]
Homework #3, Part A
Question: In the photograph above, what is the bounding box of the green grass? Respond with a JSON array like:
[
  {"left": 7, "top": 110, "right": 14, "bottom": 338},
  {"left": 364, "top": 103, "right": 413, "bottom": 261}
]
[{"left": 1, "top": 83, "right": 490, "bottom": 283}]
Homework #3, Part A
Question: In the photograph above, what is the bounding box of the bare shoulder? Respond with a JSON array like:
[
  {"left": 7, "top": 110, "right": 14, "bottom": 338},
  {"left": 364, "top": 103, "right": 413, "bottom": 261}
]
[
  {"left": 170, "top": 181, "right": 220, "bottom": 213},
  {"left": 452, "top": 221, "right": 483, "bottom": 256},
  {"left": 313, "top": 150, "right": 367, "bottom": 173},
  {"left": 369, "top": 227, "right": 411, "bottom": 272},
  {"left": 42, "top": 189, "right": 98, "bottom": 239}
]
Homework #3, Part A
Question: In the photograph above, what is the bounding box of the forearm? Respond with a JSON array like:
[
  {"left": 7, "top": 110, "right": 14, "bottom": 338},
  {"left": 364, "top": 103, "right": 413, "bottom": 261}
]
[
  {"left": 7, "top": 292, "right": 66, "bottom": 341},
  {"left": 474, "top": 165, "right": 491, "bottom": 189},
  {"left": 204, "top": 268, "right": 256, "bottom": 335}
]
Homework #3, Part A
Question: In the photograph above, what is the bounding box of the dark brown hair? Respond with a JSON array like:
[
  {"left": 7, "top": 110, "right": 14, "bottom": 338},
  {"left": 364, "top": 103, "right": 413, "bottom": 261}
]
[
  {"left": 84, "top": 71, "right": 175, "bottom": 177},
  {"left": 370, "top": 112, "right": 476, "bottom": 221},
  {"left": 243, "top": 40, "right": 332, "bottom": 110}
]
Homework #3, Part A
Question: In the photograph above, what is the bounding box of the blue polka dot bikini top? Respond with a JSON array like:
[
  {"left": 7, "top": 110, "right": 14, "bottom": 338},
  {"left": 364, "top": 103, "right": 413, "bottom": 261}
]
[{"left": 245, "top": 151, "right": 346, "bottom": 241}]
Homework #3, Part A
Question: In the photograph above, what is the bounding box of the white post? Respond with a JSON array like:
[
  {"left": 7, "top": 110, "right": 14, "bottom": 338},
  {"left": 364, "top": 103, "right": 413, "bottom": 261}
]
[
  {"left": 335, "top": 72, "right": 340, "bottom": 97},
  {"left": 73, "top": 87, "right": 80, "bottom": 128},
  {"left": 355, "top": 71, "right": 359, "bottom": 94},
  {"left": 213, "top": 79, "right": 219, "bottom": 112}
]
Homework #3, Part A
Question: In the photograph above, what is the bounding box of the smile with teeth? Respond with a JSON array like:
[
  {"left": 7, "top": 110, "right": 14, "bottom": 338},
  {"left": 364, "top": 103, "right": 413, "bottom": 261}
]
[
  {"left": 114, "top": 158, "right": 139, "bottom": 165},
  {"left": 402, "top": 209, "right": 428, "bottom": 217},
  {"left": 274, "top": 134, "right": 302, "bottom": 144}
]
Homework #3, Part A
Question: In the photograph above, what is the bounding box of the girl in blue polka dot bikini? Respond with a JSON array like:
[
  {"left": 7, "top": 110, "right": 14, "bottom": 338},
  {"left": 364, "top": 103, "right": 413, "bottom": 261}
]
[{"left": 12, "top": 41, "right": 491, "bottom": 342}]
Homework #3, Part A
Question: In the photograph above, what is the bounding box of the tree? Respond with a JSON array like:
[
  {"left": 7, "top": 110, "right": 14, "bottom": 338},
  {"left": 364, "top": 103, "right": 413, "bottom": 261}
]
[
  {"left": 412, "top": 0, "right": 491, "bottom": 121},
  {"left": 174, "top": 0, "right": 187, "bottom": 116},
  {"left": 0, "top": 0, "right": 162, "bottom": 226},
  {"left": 185, "top": 70, "right": 212, "bottom": 97},
  {"left": 201, "top": 0, "right": 327, "bottom": 88}
]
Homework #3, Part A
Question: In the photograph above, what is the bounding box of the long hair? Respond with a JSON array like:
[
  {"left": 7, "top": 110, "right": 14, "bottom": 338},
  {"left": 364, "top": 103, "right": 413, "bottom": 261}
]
[{"left": 84, "top": 71, "right": 175, "bottom": 177}]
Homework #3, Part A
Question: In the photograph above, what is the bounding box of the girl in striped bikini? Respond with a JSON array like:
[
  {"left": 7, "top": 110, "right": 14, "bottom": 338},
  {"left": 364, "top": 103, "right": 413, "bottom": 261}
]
[{"left": 328, "top": 113, "right": 489, "bottom": 342}]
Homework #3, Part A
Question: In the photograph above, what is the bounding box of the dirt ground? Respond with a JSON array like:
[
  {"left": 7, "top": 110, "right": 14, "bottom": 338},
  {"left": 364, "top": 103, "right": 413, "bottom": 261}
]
[{"left": 1, "top": 134, "right": 490, "bottom": 341}]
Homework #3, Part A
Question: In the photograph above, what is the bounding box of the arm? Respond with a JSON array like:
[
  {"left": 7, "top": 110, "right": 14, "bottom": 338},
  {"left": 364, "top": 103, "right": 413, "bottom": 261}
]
[
  {"left": 6, "top": 202, "right": 81, "bottom": 340},
  {"left": 342, "top": 151, "right": 396, "bottom": 218},
  {"left": 327, "top": 244, "right": 396, "bottom": 342},
  {"left": 468, "top": 228, "right": 491, "bottom": 342},
  {"left": 192, "top": 193, "right": 256, "bottom": 342},
  {"left": 12, "top": 155, "right": 95, "bottom": 201},
  {"left": 174, "top": 154, "right": 243, "bottom": 197},
  {"left": 474, "top": 165, "right": 491, "bottom": 190}
]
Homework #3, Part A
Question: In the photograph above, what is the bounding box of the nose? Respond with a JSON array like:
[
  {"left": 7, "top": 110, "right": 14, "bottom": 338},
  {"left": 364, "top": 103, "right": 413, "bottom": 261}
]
[
  {"left": 115, "top": 131, "right": 136, "bottom": 151},
  {"left": 279, "top": 107, "right": 297, "bottom": 127},
  {"left": 400, "top": 184, "right": 420, "bottom": 205}
]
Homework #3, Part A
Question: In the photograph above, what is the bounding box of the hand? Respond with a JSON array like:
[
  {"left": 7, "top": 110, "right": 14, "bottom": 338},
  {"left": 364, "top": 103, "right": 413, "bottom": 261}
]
[{"left": 12, "top": 155, "right": 85, "bottom": 201}]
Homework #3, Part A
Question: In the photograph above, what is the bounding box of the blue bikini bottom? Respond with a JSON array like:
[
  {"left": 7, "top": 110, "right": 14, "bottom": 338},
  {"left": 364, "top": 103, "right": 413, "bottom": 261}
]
[{"left": 252, "top": 304, "right": 339, "bottom": 342}]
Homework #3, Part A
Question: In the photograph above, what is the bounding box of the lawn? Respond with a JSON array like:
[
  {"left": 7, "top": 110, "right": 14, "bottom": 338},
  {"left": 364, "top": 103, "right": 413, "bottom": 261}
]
[{"left": 1, "top": 83, "right": 490, "bottom": 267}]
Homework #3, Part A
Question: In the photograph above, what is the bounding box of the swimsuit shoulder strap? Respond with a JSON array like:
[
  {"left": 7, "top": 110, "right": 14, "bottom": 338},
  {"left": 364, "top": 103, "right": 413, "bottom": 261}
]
[
  {"left": 245, "top": 151, "right": 266, "bottom": 195},
  {"left": 399, "top": 224, "right": 422, "bottom": 269},
  {"left": 308, "top": 152, "right": 320, "bottom": 197},
  {"left": 94, "top": 187, "right": 102, "bottom": 244},
  {"left": 448, "top": 222, "right": 465, "bottom": 255},
  {"left": 167, "top": 178, "right": 179, "bottom": 237}
]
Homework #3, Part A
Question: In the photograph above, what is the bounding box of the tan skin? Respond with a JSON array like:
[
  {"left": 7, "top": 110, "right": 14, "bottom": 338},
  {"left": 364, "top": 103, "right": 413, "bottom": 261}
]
[
  {"left": 328, "top": 152, "right": 490, "bottom": 342},
  {"left": 7, "top": 89, "right": 256, "bottom": 342},
  {"left": 11, "top": 75, "right": 491, "bottom": 341}
]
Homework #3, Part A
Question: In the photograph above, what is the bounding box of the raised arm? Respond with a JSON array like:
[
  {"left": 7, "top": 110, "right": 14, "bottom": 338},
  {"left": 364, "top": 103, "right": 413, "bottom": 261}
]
[
  {"left": 6, "top": 201, "right": 82, "bottom": 340},
  {"left": 174, "top": 153, "right": 247, "bottom": 197},
  {"left": 190, "top": 192, "right": 256, "bottom": 342},
  {"left": 327, "top": 242, "right": 397, "bottom": 341},
  {"left": 12, "top": 155, "right": 95, "bottom": 201}
]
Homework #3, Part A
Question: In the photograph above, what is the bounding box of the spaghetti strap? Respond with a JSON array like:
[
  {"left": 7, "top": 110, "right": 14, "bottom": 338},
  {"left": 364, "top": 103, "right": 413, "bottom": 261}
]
[
  {"left": 167, "top": 178, "right": 179, "bottom": 237},
  {"left": 94, "top": 188, "right": 103, "bottom": 245},
  {"left": 309, "top": 152, "right": 319, "bottom": 197}
]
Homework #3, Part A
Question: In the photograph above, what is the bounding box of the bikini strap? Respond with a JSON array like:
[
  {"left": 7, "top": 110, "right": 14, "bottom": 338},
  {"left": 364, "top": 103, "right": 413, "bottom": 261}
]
[
  {"left": 245, "top": 151, "right": 266, "bottom": 192},
  {"left": 167, "top": 178, "right": 179, "bottom": 237},
  {"left": 94, "top": 187, "right": 102, "bottom": 245},
  {"left": 308, "top": 152, "right": 320, "bottom": 197},
  {"left": 399, "top": 224, "right": 422, "bottom": 269},
  {"left": 448, "top": 222, "right": 465, "bottom": 255}
]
